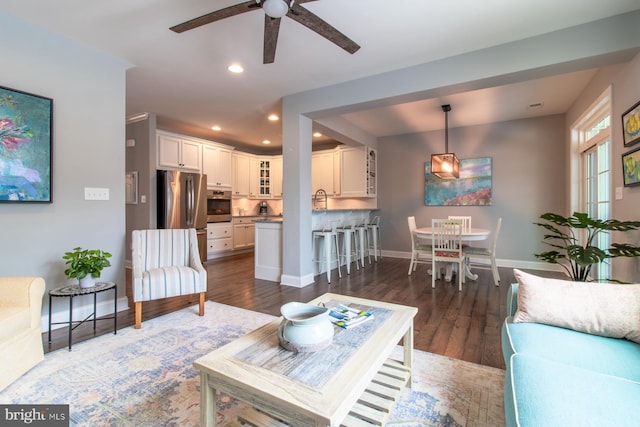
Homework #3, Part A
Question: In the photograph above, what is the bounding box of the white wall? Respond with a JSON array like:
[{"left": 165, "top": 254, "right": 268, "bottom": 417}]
[{"left": 0, "top": 13, "right": 130, "bottom": 325}]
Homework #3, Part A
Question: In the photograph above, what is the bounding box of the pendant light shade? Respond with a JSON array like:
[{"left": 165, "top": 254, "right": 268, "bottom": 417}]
[{"left": 430, "top": 104, "right": 460, "bottom": 179}]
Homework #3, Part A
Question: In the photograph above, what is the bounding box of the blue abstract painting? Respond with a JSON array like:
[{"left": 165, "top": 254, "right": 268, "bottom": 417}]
[
  {"left": 0, "top": 86, "right": 52, "bottom": 202},
  {"left": 425, "top": 157, "right": 492, "bottom": 206}
]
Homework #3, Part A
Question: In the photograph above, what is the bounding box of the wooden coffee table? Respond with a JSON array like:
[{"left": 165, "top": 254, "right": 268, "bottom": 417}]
[{"left": 193, "top": 293, "right": 417, "bottom": 427}]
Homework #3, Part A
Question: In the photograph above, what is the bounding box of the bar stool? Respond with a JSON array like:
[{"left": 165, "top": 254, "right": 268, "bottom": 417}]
[
  {"left": 312, "top": 221, "right": 342, "bottom": 283},
  {"left": 336, "top": 220, "right": 360, "bottom": 274},
  {"left": 367, "top": 215, "right": 382, "bottom": 261},
  {"left": 354, "top": 216, "right": 371, "bottom": 267}
]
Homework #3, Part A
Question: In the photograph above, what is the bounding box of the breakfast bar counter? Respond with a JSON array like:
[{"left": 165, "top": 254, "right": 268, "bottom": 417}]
[{"left": 254, "top": 209, "right": 377, "bottom": 282}]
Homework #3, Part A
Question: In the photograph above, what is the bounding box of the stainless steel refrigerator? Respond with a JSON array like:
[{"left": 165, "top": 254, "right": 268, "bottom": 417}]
[{"left": 157, "top": 170, "right": 208, "bottom": 262}]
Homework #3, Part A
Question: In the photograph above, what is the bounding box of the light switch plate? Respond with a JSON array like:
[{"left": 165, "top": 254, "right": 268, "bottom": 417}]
[
  {"left": 615, "top": 186, "right": 623, "bottom": 200},
  {"left": 85, "top": 187, "right": 110, "bottom": 200}
]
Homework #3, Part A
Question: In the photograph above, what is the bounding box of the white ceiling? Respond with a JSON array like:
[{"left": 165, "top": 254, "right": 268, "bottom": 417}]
[{"left": 3, "top": 0, "right": 640, "bottom": 150}]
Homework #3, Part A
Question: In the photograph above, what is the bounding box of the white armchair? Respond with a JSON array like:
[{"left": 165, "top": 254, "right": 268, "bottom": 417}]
[
  {"left": 131, "top": 228, "right": 207, "bottom": 329},
  {"left": 0, "top": 276, "right": 45, "bottom": 391}
]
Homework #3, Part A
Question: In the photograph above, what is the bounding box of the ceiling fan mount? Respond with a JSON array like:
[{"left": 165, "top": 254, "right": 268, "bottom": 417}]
[{"left": 170, "top": 0, "right": 360, "bottom": 64}]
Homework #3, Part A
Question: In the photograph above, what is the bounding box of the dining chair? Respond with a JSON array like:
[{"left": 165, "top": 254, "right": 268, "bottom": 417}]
[
  {"left": 407, "top": 216, "right": 432, "bottom": 275},
  {"left": 431, "top": 219, "right": 466, "bottom": 291},
  {"left": 463, "top": 217, "right": 502, "bottom": 286},
  {"left": 448, "top": 215, "right": 472, "bottom": 233}
]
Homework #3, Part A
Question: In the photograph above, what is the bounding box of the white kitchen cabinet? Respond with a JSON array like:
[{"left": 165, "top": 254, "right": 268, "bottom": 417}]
[
  {"left": 254, "top": 220, "right": 283, "bottom": 282},
  {"left": 270, "top": 156, "right": 283, "bottom": 198},
  {"left": 339, "top": 146, "right": 377, "bottom": 198},
  {"left": 233, "top": 217, "right": 256, "bottom": 249},
  {"left": 207, "top": 223, "right": 233, "bottom": 257},
  {"left": 203, "top": 144, "right": 233, "bottom": 189},
  {"left": 157, "top": 132, "right": 201, "bottom": 171},
  {"left": 232, "top": 152, "right": 252, "bottom": 197},
  {"left": 312, "top": 149, "right": 339, "bottom": 196}
]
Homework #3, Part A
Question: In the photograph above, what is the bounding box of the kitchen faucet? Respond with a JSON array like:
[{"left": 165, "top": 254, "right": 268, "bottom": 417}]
[{"left": 314, "top": 189, "right": 327, "bottom": 210}]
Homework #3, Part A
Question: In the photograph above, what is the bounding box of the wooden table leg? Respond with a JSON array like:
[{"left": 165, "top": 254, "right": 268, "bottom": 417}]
[
  {"left": 403, "top": 321, "right": 414, "bottom": 387},
  {"left": 200, "top": 372, "right": 217, "bottom": 427}
]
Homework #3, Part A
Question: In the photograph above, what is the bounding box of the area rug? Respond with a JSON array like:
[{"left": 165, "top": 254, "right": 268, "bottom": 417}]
[{"left": 0, "top": 301, "right": 505, "bottom": 426}]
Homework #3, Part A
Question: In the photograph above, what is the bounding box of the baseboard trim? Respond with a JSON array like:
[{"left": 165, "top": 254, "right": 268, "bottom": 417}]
[
  {"left": 280, "top": 273, "right": 315, "bottom": 288},
  {"left": 380, "top": 250, "right": 563, "bottom": 272}
]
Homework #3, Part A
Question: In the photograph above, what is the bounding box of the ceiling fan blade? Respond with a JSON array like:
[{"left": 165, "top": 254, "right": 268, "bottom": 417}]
[
  {"left": 170, "top": 0, "right": 259, "bottom": 33},
  {"left": 263, "top": 15, "right": 282, "bottom": 64},
  {"left": 286, "top": 6, "right": 360, "bottom": 54}
]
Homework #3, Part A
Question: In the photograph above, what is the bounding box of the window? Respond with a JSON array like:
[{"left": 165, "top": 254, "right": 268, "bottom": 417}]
[{"left": 572, "top": 88, "right": 611, "bottom": 281}]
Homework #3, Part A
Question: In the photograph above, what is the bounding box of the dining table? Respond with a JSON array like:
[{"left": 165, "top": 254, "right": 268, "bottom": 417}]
[{"left": 414, "top": 227, "right": 490, "bottom": 282}]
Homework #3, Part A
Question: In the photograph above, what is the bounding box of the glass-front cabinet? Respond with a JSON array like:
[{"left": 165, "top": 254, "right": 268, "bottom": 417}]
[
  {"left": 250, "top": 157, "right": 276, "bottom": 198},
  {"left": 259, "top": 159, "right": 271, "bottom": 197},
  {"left": 367, "top": 148, "right": 376, "bottom": 196}
]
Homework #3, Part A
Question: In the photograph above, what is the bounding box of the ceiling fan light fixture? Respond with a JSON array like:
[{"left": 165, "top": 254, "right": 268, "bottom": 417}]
[
  {"left": 262, "top": 0, "right": 289, "bottom": 18},
  {"left": 430, "top": 104, "right": 460, "bottom": 179}
]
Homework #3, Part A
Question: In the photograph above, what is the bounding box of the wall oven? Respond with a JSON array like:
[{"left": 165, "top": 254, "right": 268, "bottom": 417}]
[{"left": 206, "top": 190, "right": 232, "bottom": 222}]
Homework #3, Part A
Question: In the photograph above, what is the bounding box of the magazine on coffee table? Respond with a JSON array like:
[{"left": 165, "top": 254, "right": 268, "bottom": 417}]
[{"left": 329, "top": 304, "right": 374, "bottom": 329}]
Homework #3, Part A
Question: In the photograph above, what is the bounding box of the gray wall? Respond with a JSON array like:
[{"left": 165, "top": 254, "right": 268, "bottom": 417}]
[
  {"left": 378, "top": 115, "right": 566, "bottom": 266},
  {"left": 0, "top": 13, "right": 129, "bottom": 325},
  {"left": 125, "top": 115, "right": 157, "bottom": 256},
  {"left": 566, "top": 54, "right": 640, "bottom": 282},
  {"left": 377, "top": 52, "right": 640, "bottom": 282},
  {"left": 279, "top": 10, "right": 640, "bottom": 285}
]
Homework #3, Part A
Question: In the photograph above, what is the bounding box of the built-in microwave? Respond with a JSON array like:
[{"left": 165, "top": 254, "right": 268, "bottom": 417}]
[{"left": 206, "top": 190, "right": 232, "bottom": 222}]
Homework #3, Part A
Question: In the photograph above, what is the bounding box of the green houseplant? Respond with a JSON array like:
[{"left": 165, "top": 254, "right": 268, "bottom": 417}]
[
  {"left": 63, "top": 247, "right": 112, "bottom": 288},
  {"left": 534, "top": 212, "right": 640, "bottom": 282}
]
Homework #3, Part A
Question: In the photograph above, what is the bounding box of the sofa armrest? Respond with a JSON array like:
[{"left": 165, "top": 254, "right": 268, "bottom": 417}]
[
  {"left": 507, "top": 282, "right": 519, "bottom": 317},
  {"left": 0, "top": 277, "right": 45, "bottom": 329}
]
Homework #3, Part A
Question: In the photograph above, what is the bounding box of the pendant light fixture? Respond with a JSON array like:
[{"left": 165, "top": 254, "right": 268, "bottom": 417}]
[{"left": 430, "top": 104, "right": 460, "bottom": 179}]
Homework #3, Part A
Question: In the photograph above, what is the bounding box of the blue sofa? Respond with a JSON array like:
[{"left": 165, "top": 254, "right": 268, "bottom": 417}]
[{"left": 501, "top": 281, "right": 640, "bottom": 427}]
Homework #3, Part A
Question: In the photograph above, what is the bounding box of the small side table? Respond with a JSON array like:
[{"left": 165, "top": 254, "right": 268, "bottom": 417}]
[{"left": 48, "top": 282, "right": 117, "bottom": 351}]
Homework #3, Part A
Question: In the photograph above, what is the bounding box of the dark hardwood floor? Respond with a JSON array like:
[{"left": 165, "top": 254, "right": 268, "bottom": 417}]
[{"left": 44, "top": 253, "right": 517, "bottom": 370}]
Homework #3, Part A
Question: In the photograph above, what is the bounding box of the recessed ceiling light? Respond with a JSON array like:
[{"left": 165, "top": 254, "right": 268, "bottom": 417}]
[
  {"left": 268, "top": 114, "right": 279, "bottom": 121},
  {"left": 211, "top": 125, "right": 221, "bottom": 131},
  {"left": 262, "top": 139, "right": 271, "bottom": 145},
  {"left": 227, "top": 63, "right": 244, "bottom": 74},
  {"left": 313, "top": 132, "right": 322, "bottom": 137}
]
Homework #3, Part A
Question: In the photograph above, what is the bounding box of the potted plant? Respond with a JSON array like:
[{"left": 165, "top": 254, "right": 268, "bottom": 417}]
[
  {"left": 534, "top": 212, "right": 640, "bottom": 282},
  {"left": 63, "top": 247, "right": 112, "bottom": 288}
]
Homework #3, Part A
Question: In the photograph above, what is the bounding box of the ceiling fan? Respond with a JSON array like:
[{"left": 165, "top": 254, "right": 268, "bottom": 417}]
[{"left": 170, "top": 0, "right": 360, "bottom": 64}]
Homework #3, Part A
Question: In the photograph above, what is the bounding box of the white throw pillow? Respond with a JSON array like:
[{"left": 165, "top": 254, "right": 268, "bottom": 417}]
[{"left": 512, "top": 269, "right": 640, "bottom": 344}]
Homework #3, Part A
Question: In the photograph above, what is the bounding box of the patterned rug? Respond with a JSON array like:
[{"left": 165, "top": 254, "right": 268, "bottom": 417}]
[{"left": 0, "top": 301, "right": 505, "bottom": 426}]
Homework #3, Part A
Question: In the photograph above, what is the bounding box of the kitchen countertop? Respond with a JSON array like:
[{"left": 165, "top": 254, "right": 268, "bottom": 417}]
[
  {"left": 232, "top": 214, "right": 282, "bottom": 219},
  {"left": 254, "top": 217, "right": 283, "bottom": 223},
  {"left": 312, "top": 208, "right": 378, "bottom": 212}
]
